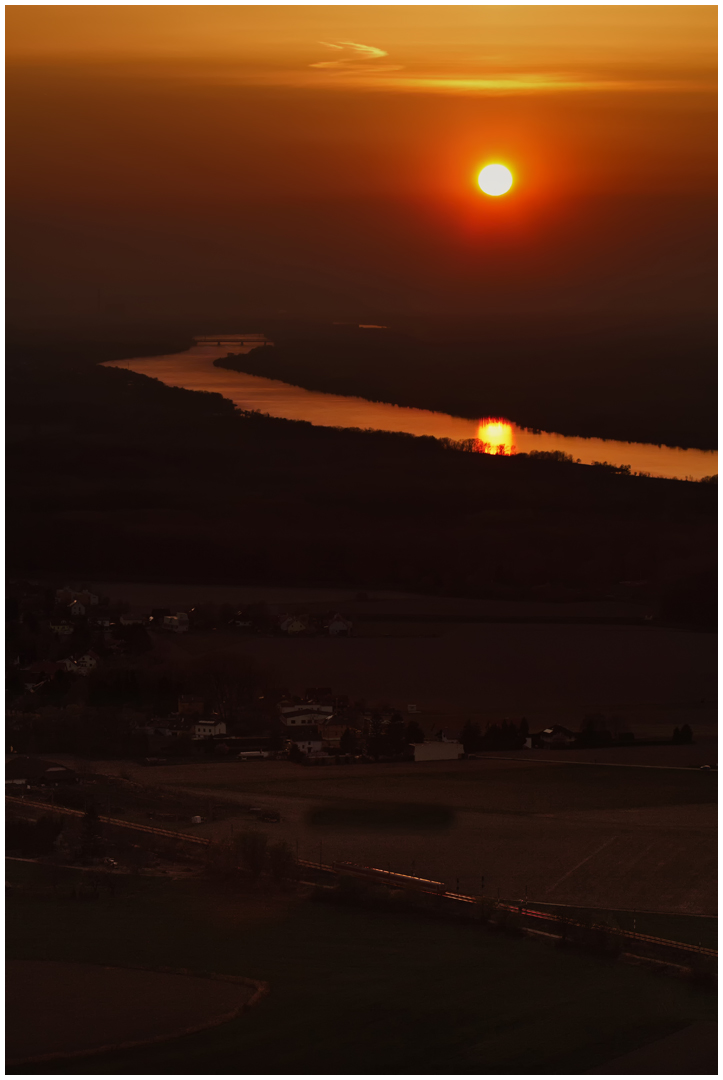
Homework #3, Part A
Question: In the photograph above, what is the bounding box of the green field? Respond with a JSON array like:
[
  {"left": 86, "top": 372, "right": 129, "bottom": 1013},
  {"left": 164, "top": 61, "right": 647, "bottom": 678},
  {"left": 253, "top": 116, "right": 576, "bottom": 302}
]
[{"left": 6, "top": 860, "right": 716, "bottom": 1075}]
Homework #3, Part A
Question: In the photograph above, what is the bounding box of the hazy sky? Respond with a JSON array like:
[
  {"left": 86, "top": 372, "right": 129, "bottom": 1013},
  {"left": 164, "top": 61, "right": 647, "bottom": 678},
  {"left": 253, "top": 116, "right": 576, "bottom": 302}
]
[{"left": 7, "top": 6, "right": 717, "bottom": 334}]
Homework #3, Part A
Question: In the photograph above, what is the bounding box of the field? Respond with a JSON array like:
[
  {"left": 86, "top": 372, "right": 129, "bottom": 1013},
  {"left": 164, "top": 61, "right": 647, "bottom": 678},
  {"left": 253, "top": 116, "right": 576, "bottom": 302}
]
[
  {"left": 6, "top": 860, "right": 717, "bottom": 1075},
  {"left": 84, "top": 754, "right": 717, "bottom": 915},
  {"left": 7, "top": 960, "right": 255, "bottom": 1065}
]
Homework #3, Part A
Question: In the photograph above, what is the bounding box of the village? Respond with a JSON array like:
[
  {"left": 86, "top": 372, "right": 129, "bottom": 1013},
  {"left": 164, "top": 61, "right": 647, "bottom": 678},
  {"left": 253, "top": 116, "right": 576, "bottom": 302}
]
[{"left": 7, "top": 579, "right": 698, "bottom": 769}]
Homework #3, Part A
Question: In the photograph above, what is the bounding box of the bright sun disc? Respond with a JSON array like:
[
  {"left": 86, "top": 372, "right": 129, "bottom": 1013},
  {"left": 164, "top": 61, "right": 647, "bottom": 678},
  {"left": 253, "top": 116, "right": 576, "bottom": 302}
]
[{"left": 478, "top": 164, "right": 513, "bottom": 196}]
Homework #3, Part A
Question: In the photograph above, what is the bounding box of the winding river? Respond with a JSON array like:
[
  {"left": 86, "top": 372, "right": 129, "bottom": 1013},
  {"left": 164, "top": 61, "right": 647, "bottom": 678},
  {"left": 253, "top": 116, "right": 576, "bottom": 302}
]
[{"left": 105, "top": 345, "right": 717, "bottom": 481}]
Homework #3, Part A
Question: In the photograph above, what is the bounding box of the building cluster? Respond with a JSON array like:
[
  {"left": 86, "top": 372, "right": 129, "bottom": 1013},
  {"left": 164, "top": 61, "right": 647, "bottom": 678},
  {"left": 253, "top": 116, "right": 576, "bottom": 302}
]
[
  {"left": 277, "top": 689, "right": 462, "bottom": 763},
  {"left": 277, "top": 688, "right": 353, "bottom": 755},
  {"left": 136, "top": 695, "right": 228, "bottom": 744},
  {"left": 19, "top": 651, "right": 100, "bottom": 693}
]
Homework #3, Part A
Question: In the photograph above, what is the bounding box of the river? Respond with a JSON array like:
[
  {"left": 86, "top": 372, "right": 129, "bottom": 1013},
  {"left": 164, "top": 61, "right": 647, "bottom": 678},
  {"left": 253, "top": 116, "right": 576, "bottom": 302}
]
[{"left": 104, "top": 345, "right": 717, "bottom": 481}]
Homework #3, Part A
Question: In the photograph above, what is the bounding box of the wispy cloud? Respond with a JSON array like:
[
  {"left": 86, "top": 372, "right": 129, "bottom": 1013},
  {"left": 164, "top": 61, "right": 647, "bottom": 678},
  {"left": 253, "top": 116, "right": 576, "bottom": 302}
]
[{"left": 310, "top": 41, "right": 402, "bottom": 74}]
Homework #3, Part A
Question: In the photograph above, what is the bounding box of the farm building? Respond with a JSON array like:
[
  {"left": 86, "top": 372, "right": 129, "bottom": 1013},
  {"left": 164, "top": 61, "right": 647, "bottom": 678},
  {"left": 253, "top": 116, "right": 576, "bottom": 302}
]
[{"left": 413, "top": 741, "right": 463, "bottom": 762}]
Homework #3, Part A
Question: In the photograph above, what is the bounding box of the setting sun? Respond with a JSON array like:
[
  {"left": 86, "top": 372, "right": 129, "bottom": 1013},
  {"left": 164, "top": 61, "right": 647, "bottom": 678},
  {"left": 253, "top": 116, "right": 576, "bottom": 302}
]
[{"left": 478, "top": 164, "right": 513, "bottom": 196}]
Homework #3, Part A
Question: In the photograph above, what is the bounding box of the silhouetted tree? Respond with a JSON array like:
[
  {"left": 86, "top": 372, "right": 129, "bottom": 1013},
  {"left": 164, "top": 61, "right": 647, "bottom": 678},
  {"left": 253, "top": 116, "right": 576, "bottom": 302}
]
[
  {"left": 460, "top": 720, "right": 482, "bottom": 754},
  {"left": 405, "top": 720, "right": 425, "bottom": 744},
  {"left": 268, "top": 840, "right": 296, "bottom": 883},
  {"left": 288, "top": 742, "right": 305, "bottom": 763},
  {"left": 339, "top": 727, "right": 357, "bottom": 754},
  {"left": 235, "top": 831, "right": 268, "bottom": 879}
]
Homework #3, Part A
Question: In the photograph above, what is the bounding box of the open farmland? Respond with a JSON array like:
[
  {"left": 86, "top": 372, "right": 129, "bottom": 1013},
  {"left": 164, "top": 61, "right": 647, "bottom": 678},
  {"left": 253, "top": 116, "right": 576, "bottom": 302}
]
[{"left": 87, "top": 755, "right": 717, "bottom": 915}]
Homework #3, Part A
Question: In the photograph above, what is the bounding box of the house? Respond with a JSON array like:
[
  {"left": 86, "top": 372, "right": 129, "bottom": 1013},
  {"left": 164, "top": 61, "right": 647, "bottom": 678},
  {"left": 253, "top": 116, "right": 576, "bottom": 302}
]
[
  {"left": 68, "top": 600, "right": 86, "bottom": 618},
  {"left": 75, "top": 651, "right": 100, "bottom": 675},
  {"left": 50, "top": 621, "right": 74, "bottom": 637},
  {"left": 278, "top": 615, "right": 307, "bottom": 635},
  {"left": 6, "top": 756, "right": 77, "bottom": 786},
  {"left": 327, "top": 614, "right": 352, "bottom": 637},
  {"left": 163, "top": 612, "right": 189, "bottom": 633},
  {"left": 413, "top": 741, "right": 463, "bottom": 762},
  {"left": 192, "top": 719, "right": 227, "bottom": 739},
  {"left": 56, "top": 658, "right": 80, "bottom": 674},
  {"left": 285, "top": 735, "right": 323, "bottom": 755},
  {"left": 119, "top": 611, "right": 146, "bottom": 626},
  {"left": 140, "top": 718, "right": 194, "bottom": 739},
  {"left": 55, "top": 587, "right": 98, "bottom": 607},
  {"left": 535, "top": 726, "right": 576, "bottom": 749},
  {"left": 279, "top": 705, "right": 327, "bottom": 729}
]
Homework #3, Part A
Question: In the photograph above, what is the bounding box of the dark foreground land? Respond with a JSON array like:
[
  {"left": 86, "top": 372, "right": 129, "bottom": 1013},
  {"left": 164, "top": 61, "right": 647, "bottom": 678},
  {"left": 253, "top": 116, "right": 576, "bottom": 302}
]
[{"left": 6, "top": 860, "right": 717, "bottom": 1075}]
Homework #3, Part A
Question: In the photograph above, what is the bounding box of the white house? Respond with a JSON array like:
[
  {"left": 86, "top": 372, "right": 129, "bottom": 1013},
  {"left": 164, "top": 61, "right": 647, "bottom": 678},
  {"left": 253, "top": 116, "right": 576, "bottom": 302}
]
[
  {"left": 68, "top": 601, "right": 86, "bottom": 618},
  {"left": 75, "top": 652, "right": 100, "bottom": 674},
  {"left": 287, "top": 737, "right": 323, "bottom": 755},
  {"left": 163, "top": 612, "right": 189, "bottom": 633},
  {"left": 279, "top": 705, "right": 330, "bottom": 728},
  {"left": 192, "top": 719, "right": 227, "bottom": 739}
]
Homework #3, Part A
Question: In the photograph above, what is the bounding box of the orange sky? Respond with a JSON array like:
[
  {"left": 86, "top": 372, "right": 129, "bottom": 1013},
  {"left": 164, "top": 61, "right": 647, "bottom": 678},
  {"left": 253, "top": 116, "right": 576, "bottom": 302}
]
[{"left": 6, "top": 6, "right": 717, "bottom": 331}]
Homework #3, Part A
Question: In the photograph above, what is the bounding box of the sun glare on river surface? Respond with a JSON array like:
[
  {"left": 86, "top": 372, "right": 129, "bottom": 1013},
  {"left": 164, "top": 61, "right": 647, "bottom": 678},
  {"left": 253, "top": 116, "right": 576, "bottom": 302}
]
[
  {"left": 478, "top": 164, "right": 513, "bottom": 196},
  {"left": 477, "top": 419, "right": 515, "bottom": 455}
]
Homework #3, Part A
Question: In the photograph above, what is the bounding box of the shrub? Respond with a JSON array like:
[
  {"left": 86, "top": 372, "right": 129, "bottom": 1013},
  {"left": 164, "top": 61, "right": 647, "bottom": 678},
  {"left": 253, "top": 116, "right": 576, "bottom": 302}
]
[
  {"left": 268, "top": 840, "right": 296, "bottom": 883},
  {"left": 234, "top": 831, "right": 268, "bottom": 879}
]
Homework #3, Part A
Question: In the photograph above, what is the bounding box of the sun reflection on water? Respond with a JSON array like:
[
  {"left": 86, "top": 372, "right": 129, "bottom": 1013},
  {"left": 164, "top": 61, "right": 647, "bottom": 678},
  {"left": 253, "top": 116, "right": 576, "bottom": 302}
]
[{"left": 476, "top": 418, "right": 515, "bottom": 456}]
